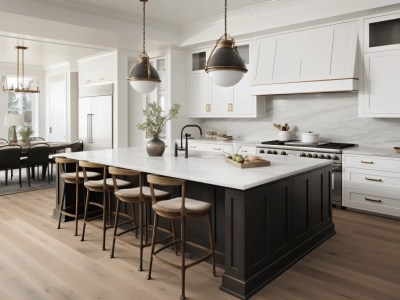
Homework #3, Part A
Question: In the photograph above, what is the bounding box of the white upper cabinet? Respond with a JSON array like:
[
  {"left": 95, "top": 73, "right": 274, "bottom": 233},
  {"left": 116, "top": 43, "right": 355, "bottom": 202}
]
[
  {"left": 360, "top": 13, "right": 400, "bottom": 117},
  {"left": 252, "top": 21, "right": 359, "bottom": 95},
  {"left": 79, "top": 53, "right": 115, "bottom": 86},
  {"left": 187, "top": 42, "right": 266, "bottom": 118}
]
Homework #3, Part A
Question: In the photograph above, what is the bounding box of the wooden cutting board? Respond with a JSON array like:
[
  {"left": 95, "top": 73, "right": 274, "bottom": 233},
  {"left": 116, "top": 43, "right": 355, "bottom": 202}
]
[{"left": 225, "top": 157, "right": 270, "bottom": 168}]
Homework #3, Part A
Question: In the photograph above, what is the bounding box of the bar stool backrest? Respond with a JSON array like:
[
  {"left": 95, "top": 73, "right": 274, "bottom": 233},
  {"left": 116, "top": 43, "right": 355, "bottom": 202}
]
[
  {"left": 0, "top": 144, "right": 22, "bottom": 169},
  {"left": 147, "top": 174, "right": 186, "bottom": 214},
  {"left": 79, "top": 160, "right": 107, "bottom": 186},
  {"left": 108, "top": 166, "right": 141, "bottom": 193},
  {"left": 55, "top": 157, "right": 79, "bottom": 182}
]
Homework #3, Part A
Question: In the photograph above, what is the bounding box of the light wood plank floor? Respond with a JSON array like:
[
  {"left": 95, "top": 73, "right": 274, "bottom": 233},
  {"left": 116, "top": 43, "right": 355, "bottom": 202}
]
[{"left": 0, "top": 188, "right": 399, "bottom": 300}]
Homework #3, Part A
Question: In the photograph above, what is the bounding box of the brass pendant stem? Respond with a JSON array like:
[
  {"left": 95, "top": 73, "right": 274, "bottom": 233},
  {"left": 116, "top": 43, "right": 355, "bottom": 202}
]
[
  {"left": 224, "top": 0, "right": 227, "bottom": 40},
  {"left": 143, "top": 0, "right": 146, "bottom": 54}
]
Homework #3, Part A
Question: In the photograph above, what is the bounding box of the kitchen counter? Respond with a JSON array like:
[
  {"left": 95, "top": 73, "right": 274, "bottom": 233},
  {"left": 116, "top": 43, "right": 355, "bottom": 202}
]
[
  {"left": 59, "top": 147, "right": 332, "bottom": 190},
  {"left": 343, "top": 146, "right": 400, "bottom": 158},
  {"left": 55, "top": 147, "right": 334, "bottom": 299}
]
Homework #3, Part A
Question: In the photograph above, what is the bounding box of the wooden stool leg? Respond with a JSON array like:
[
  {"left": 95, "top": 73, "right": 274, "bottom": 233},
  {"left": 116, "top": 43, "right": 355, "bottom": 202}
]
[
  {"left": 110, "top": 198, "right": 121, "bottom": 258},
  {"left": 181, "top": 217, "right": 186, "bottom": 300},
  {"left": 57, "top": 182, "right": 66, "bottom": 229},
  {"left": 133, "top": 204, "right": 138, "bottom": 238},
  {"left": 81, "top": 189, "right": 90, "bottom": 241},
  {"left": 208, "top": 212, "right": 216, "bottom": 276},
  {"left": 108, "top": 191, "right": 112, "bottom": 226},
  {"left": 170, "top": 219, "right": 178, "bottom": 255},
  {"left": 74, "top": 182, "right": 79, "bottom": 236},
  {"left": 147, "top": 213, "right": 159, "bottom": 280}
]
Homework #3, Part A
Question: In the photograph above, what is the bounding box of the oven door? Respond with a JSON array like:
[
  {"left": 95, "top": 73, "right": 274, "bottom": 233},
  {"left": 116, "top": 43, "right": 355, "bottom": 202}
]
[{"left": 331, "top": 164, "right": 342, "bottom": 206}]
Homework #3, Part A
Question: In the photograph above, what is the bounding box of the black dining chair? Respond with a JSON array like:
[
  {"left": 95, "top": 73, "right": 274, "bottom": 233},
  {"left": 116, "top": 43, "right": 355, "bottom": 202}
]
[
  {"left": 21, "top": 143, "right": 51, "bottom": 186},
  {"left": 0, "top": 145, "right": 22, "bottom": 187},
  {"left": 0, "top": 138, "right": 8, "bottom": 144}
]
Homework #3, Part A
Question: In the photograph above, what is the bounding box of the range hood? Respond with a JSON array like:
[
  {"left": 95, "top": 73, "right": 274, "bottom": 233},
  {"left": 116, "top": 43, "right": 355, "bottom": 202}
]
[{"left": 250, "top": 21, "right": 359, "bottom": 95}]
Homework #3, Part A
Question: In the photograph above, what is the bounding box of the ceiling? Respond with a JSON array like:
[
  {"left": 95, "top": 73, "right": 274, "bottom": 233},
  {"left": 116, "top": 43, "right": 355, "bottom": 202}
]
[
  {"left": 0, "top": 0, "right": 281, "bottom": 67},
  {"left": 31, "top": 0, "right": 279, "bottom": 27},
  {"left": 0, "top": 35, "right": 107, "bottom": 67}
]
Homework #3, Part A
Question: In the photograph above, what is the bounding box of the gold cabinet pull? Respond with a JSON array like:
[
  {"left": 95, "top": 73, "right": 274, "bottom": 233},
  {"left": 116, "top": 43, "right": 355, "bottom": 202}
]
[
  {"left": 189, "top": 146, "right": 197, "bottom": 149},
  {"left": 213, "top": 148, "right": 221, "bottom": 151},
  {"left": 228, "top": 103, "right": 233, "bottom": 112},
  {"left": 365, "top": 177, "right": 383, "bottom": 182},
  {"left": 242, "top": 150, "right": 247, "bottom": 153},
  {"left": 361, "top": 160, "right": 374, "bottom": 164},
  {"left": 206, "top": 104, "right": 211, "bottom": 112},
  {"left": 365, "top": 197, "right": 382, "bottom": 203}
]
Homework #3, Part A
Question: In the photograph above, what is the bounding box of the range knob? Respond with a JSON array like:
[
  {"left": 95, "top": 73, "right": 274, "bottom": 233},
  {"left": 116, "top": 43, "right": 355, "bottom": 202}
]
[
  {"left": 281, "top": 151, "right": 287, "bottom": 155},
  {"left": 300, "top": 153, "right": 306, "bottom": 157},
  {"left": 307, "top": 153, "right": 313, "bottom": 158},
  {"left": 259, "top": 149, "right": 265, "bottom": 154},
  {"left": 333, "top": 155, "right": 339, "bottom": 161},
  {"left": 313, "top": 154, "right": 319, "bottom": 158},
  {"left": 267, "top": 150, "right": 272, "bottom": 154},
  {"left": 319, "top": 154, "right": 325, "bottom": 159},
  {"left": 272, "top": 150, "right": 278, "bottom": 155},
  {"left": 326, "top": 155, "right": 331, "bottom": 160}
]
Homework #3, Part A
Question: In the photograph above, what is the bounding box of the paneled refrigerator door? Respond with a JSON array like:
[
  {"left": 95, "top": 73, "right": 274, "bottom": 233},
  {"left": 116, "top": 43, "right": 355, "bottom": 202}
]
[
  {"left": 90, "top": 95, "right": 113, "bottom": 150},
  {"left": 78, "top": 97, "right": 91, "bottom": 147}
]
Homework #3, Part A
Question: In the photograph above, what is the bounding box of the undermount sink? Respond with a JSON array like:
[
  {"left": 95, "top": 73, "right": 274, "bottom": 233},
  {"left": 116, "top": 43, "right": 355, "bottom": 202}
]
[{"left": 187, "top": 151, "right": 226, "bottom": 158}]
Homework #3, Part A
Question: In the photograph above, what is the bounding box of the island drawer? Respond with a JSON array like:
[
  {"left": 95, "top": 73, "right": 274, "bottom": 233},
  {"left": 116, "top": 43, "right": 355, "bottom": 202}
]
[
  {"left": 343, "top": 186, "right": 400, "bottom": 217},
  {"left": 344, "top": 167, "right": 400, "bottom": 189},
  {"left": 187, "top": 141, "right": 233, "bottom": 154},
  {"left": 343, "top": 154, "right": 400, "bottom": 172}
]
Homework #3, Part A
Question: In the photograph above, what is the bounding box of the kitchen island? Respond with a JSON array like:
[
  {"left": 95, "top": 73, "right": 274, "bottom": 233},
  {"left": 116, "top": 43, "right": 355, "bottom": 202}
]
[{"left": 56, "top": 147, "right": 334, "bottom": 300}]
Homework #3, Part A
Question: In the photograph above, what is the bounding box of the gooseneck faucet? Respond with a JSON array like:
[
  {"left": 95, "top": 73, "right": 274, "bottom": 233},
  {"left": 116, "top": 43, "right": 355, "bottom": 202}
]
[{"left": 178, "top": 125, "right": 203, "bottom": 158}]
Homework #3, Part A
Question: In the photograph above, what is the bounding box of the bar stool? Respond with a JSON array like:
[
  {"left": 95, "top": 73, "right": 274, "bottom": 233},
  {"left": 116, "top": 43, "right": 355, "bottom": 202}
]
[
  {"left": 108, "top": 167, "right": 174, "bottom": 271},
  {"left": 56, "top": 157, "right": 101, "bottom": 236},
  {"left": 80, "top": 161, "right": 131, "bottom": 250},
  {"left": 146, "top": 174, "right": 216, "bottom": 300}
]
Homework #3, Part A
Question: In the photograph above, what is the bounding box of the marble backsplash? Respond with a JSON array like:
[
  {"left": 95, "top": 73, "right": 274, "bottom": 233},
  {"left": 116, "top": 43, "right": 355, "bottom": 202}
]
[{"left": 200, "top": 93, "right": 400, "bottom": 148}]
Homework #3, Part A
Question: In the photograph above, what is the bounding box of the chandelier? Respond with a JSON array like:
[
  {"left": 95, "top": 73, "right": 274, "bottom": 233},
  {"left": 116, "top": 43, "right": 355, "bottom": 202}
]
[{"left": 3, "top": 46, "right": 40, "bottom": 93}]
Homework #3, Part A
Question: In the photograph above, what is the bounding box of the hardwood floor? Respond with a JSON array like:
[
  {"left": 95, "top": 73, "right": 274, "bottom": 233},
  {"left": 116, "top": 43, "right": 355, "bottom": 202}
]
[{"left": 0, "top": 188, "right": 399, "bottom": 300}]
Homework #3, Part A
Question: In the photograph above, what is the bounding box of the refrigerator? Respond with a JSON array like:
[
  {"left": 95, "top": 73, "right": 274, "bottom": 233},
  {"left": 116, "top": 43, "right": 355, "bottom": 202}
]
[{"left": 78, "top": 84, "right": 113, "bottom": 151}]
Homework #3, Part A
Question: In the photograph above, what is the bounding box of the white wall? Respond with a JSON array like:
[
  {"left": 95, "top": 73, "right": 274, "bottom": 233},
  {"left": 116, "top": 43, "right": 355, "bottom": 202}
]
[{"left": 201, "top": 92, "right": 400, "bottom": 149}]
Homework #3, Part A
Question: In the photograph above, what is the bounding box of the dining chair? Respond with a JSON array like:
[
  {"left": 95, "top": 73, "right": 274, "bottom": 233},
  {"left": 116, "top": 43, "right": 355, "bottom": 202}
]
[
  {"left": 108, "top": 166, "right": 173, "bottom": 271},
  {"left": 146, "top": 174, "right": 216, "bottom": 300},
  {"left": 30, "top": 136, "right": 45, "bottom": 141},
  {"left": 21, "top": 143, "right": 51, "bottom": 186},
  {"left": 0, "top": 145, "right": 22, "bottom": 187},
  {"left": 0, "top": 138, "right": 8, "bottom": 144}
]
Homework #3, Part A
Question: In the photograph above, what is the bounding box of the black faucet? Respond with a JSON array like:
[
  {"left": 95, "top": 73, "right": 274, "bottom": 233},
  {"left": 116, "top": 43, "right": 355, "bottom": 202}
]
[{"left": 178, "top": 125, "right": 202, "bottom": 158}]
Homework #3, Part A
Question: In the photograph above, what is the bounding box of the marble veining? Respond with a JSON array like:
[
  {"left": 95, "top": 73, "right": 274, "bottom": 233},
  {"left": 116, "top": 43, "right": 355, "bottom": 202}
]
[{"left": 201, "top": 93, "right": 400, "bottom": 148}]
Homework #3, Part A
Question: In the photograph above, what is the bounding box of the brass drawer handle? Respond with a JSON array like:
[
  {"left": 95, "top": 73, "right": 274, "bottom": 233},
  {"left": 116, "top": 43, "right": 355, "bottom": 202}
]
[
  {"left": 361, "top": 160, "right": 374, "bottom": 164},
  {"left": 206, "top": 104, "right": 211, "bottom": 112},
  {"left": 213, "top": 148, "right": 221, "bottom": 151},
  {"left": 365, "top": 197, "right": 382, "bottom": 203},
  {"left": 99, "top": 77, "right": 104, "bottom": 80},
  {"left": 85, "top": 80, "right": 91, "bottom": 83},
  {"left": 189, "top": 146, "right": 196, "bottom": 149},
  {"left": 365, "top": 177, "right": 383, "bottom": 182},
  {"left": 228, "top": 103, "right": 233, "bottom": 112},
  {"left": 242, "top": 150, "right": 247, "bottom": 153}
]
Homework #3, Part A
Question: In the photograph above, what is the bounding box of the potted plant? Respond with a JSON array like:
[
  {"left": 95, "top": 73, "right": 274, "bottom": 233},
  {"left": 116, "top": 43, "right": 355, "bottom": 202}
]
[
  {"left": 137, "top": 102, "right": 180, "bottom": 156},
  {"left": 18, "top": 126, "right": 33, "bottom": 146}
]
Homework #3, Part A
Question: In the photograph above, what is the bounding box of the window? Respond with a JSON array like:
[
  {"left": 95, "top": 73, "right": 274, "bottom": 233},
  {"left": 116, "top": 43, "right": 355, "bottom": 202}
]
[{"left": 6, "top": 76, "right": 38, "bottom": 134}]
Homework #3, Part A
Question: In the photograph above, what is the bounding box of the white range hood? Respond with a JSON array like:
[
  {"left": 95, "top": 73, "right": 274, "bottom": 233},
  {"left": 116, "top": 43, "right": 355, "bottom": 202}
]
[{"left": 251, "top": 21, "right": 359, "bottom": 95}]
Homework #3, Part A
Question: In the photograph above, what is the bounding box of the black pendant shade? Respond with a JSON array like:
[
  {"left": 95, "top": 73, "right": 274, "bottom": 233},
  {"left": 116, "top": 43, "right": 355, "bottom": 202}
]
[
  {"left": 206, "top": 39, "right": 247, "bottom": 73},
  {"left": 128, "top": 55, "right": 161, "bottom": 83}
]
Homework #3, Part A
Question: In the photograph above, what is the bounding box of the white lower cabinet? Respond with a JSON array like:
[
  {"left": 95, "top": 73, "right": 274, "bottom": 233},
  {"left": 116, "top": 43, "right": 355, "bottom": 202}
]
[
  {"left": 186, "top": 141, "right": 233, "bottom": 154},
  {"left": 343, "top": 154, "right": 400, "bottom": 217}
]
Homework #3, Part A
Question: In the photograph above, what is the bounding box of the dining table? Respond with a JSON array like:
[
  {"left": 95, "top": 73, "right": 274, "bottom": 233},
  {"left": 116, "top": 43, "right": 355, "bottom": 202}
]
[{"left": 0, "top": 141, "right": 76, "bottom": 155}]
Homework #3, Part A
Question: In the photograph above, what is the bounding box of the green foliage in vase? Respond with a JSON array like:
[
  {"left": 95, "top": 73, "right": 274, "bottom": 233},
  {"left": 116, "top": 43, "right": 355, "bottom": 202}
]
[
  {"left": 18, "top": 126, "right": 33, "bottom": 142},
  {"left": 137, "top": 102, "right": 180, "bottom": 138}
]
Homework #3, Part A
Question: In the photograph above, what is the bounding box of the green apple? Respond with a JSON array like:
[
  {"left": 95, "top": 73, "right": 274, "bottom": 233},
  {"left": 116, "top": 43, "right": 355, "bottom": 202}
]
[
  {"left": 235, "top": 155, "right": 244, "bottom": 163},
  {"left": 231, "top": 154, "right": 238, "bottom": 161}
]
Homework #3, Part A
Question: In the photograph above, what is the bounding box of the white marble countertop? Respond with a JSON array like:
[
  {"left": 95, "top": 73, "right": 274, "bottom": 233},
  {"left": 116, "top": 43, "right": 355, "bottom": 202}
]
[
  {"left": 59, "top": 147, "right": 332, "bottom": 190},
  {"left": 177, "top": 138, "right": 259, "bottom": 146},
  {"left": 343, "top": 146, "right": 400, "bottom": 158}
]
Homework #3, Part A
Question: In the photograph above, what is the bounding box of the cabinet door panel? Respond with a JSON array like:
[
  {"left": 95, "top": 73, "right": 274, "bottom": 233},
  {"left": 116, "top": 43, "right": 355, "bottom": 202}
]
[
  {"left": 232, "top": 69, "right": 253, "bottom": 115},
  {"left": 78, "top": 98, "right": 91, "bottom": 144},
  {"left": 253, "top": 37, "right": 276, "bottom": 84},
  {"left": 91, "top": 96, "right": 113, "bottom": 150},
  {"left": 273, "top": 34, "right": 302, "bottom": 82},
  {"left": 364, "top": 51, "right": 400, "bottom": 114},
  {"left": 190, "top": 73, "right": 210, "bottom": 116},
  {"left": 210, "top": 82, "right": 232, "bottom": 115}
]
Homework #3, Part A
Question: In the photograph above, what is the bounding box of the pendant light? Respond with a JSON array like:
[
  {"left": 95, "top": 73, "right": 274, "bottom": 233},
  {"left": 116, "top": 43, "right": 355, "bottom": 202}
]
[
  {"left": 3, "top": 46, "right": 40, "bottom": 93},
  {"left": 205, "top": 0, "right": 248, "bottom": 87},
  {"left": 128, "top": 0, "right": 160, "bottom": 94}
]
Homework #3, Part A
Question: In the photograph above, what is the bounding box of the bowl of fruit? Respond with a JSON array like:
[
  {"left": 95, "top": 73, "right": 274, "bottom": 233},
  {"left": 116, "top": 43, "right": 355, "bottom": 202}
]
[{"left": 225, "top": 154, "right": 270, "bottom": 168}]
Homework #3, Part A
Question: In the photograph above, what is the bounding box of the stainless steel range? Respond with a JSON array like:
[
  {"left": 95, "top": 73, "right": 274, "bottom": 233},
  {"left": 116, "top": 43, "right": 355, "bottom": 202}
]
[{"left": 256, "top": 140, "right": 357, "bottom": 206}]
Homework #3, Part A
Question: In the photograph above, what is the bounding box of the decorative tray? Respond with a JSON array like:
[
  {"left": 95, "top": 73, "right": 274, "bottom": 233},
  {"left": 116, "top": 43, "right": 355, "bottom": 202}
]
[{"left": 225, "top": 156, "right": 270, "bottom": 168}]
